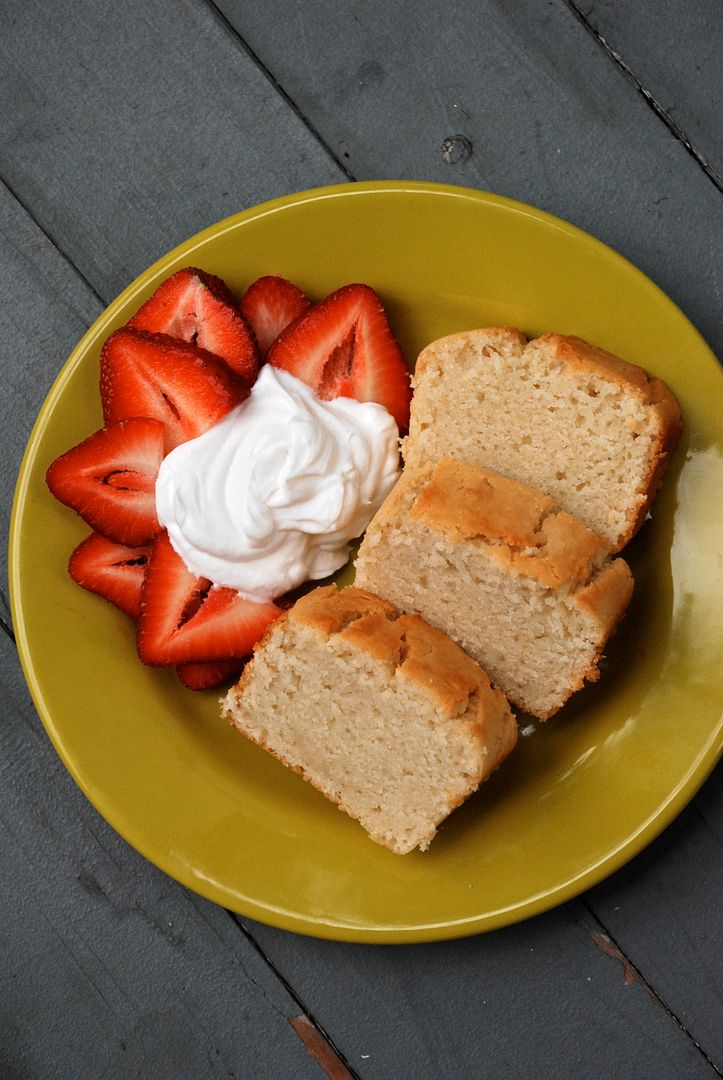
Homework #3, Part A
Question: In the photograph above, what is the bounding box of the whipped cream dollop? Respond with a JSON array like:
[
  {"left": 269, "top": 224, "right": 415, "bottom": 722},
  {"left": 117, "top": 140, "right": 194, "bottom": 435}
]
[{"left": 155, "top": 365, "right": 401, "bottom": 601}]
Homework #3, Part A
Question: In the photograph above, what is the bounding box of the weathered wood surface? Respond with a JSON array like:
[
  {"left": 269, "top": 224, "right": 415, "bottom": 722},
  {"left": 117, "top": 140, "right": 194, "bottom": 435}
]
[
  {"left": 221, "top": 0, "right": 723, "bottom": 359},
  {"left": 0, "top": 639, "right": 341, "bottom": 1080},
  {"left": 0, "top": 0, "right": 344, "bottom": 303},
  {"left": 245, "top": 768, "right": 723, "bottom": 1078},
  {"left": 587, "top": 774, "right": 723, "bottom": 1065},
  {"left": 566, "top": 0, "right": 723, "bottom": 185},
  {"left": 1, "top": 0, "right": 721, "bottom": 1077},
  {"left": 246, "top": 872, "right": 722, "bottom": 1080},
  {"left": 0, "top": 185, "right": 101, "bottom": 606}
]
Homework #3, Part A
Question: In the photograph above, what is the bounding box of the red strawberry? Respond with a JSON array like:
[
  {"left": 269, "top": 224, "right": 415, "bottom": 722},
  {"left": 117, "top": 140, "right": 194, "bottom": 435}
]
[
  {"left": 101, "top": 329, "right": 248, "bottom": 452},
  {"left": 267, "top": 283, "right": 411, "bottom": 430},
  {"left": 129, "top": 267, "right": 259, "bottom": 382},
  {"left": 239, "top": 275, "right": 311, "bottom": 358},
  {"left": 46, "top": 417, "right": 164, "bottom": 545},
  {"left": 68, "top": 533, "right": 153, "bottom": 619},
  {"left": 176, "top": 659, "right": 243, "bottom": 691},
  {"left": 137, "top": 532, "right": 281, "bottom": 665}
]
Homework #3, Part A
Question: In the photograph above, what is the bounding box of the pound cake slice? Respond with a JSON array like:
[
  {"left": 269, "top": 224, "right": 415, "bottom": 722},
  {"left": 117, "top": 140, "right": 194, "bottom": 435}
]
[
  {"left": 404, "top": 328, "right": 681, "bottom": 551},
  {"left": 355, "top": 459, "right": 634, "bottom": 719},
  {"left": 222, "top": 585, "right": 517, "bottom": 854}
]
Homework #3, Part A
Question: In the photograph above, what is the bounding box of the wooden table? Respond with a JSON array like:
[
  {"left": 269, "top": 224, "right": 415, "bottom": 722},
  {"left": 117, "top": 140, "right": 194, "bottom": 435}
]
[{"left": 2, "top": 3, "right": 721, "bottom": 1077}]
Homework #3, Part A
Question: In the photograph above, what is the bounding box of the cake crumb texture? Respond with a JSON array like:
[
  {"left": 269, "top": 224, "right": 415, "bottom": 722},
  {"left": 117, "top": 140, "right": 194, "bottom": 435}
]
[
  {"left": 222, "top": 585, "right": 517, "bottom": 854},
  {"left": 404, "top": 328, "right": 681, "bottom": 550},
  {"left": 355, "top": 459, "right": 633, "bottom": 719}
]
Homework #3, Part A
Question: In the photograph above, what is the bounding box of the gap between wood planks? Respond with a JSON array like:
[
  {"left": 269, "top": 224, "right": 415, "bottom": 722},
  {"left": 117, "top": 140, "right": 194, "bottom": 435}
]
[
  {"left": 233, "top": 916, "right": 362, "bottom": 1080},
  {"left": 0, "top": 176, "right": 108, "bottom": 310},
  {"left": 580, "top": 899, "right": 723, "bottom": 1078},
  {"left": 201, "top": 0, "right": 723, "bottom": 198},
  {"left": 203, "top": 0, "right": 356, "bottom": 184},
  {"left": 563, "top": 0, "right": 723, "bottom": 193},
  {"left": 0, "top": 614, "right": 15, "bottom": 643}
]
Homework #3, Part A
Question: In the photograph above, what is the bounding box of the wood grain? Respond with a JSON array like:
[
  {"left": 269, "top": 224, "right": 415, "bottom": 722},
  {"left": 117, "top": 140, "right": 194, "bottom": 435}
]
[
  {"left": 217, "top": 0, "right": 723, "bottom": 360},
  {"left": 0, "top": 639, "right": 327, "bottom": 1080},
  {"left": 0, "top": 182, "right": 102, "bottom": 607},
  {"left": 247, "top": 894, "right": 719, "bottom": 1080},
  {"left": 0, "top": 0, "right": 344, "bottom": 303},
  {"left": 586, "top": 771, "right": 723, "bottom": 1068},
  {"left": 566, "top": 0, "right": 723, "bottom": 186}
]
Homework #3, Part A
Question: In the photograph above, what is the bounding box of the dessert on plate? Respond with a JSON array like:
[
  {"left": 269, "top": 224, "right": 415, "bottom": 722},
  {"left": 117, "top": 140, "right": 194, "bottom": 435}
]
[{"left": 46, "top": 265, "right": 683, "bottom": 852}]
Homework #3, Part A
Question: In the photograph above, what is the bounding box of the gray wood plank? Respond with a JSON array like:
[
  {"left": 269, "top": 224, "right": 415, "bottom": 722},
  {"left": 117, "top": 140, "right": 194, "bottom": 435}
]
[
  {"left": 245, "top": 892, "right": 718, "bottom": 1080},
  {"left": 0, "top": 639, "right": 328, "bottom": 1080},
  {"left": 586, "top": 767, "right": 723, "bottom": 1066},
  {"left": 0, "top": 181, "right": 102, "bottom": 606},
  {"left": 568, "top": 0, "right": 723, "bottom": 184},
  {"left": 0, "top": 0, "right": 344, "bottom": 304},
  {"left": 217, "top": 0, "right": 723, "bottom": 360},
  {"left": 243, "top": 763, "right": 723, "bottom": 1077}
]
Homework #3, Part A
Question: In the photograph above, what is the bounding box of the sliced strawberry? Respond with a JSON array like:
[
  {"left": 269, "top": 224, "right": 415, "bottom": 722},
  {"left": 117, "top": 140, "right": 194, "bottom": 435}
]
[
  {"left": 100, "top": 329, "right": 248, "bottom": 452},
  {"left": 137, "top": 532, "right": 281, "bottom": 665},
  {"left": 176, "top": 659, "right": 243, "bottom": 691},
  {"left": 267, "top": 283, "right": 411, "bottom": 430},
  {"left": 129, "top": 267, "right": 259, "bottom": 382},
  {"left": 68, "top": 533, "right": 152, "bottom": 619},
  {"left": 239, "top": 275, "right": 311, "bottom": 358},
  {"left": 46, "top": 417, "right": 164, "bottom": 545}
]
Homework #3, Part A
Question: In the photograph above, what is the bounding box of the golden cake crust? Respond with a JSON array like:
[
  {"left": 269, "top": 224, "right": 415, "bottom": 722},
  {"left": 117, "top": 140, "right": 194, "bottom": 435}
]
[
  {"left": 383, "top": 459, "right": 620, "bottom": 590},
  {"left": 355, "top": 459, "right": 634, "bottom": 719},
  {"left": 410, "top": 459, "right": 556, "bottom": 549},
  {"left": 281, "top": 584, "right": 510, "bottom": 722},
  {"left": 412, "top": 326, "right": 526, "bottom": 382}
]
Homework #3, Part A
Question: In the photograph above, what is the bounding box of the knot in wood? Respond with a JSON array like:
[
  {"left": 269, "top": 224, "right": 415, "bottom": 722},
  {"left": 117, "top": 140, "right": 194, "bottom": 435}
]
[{"left": 441, "top": 134, "right": 473, "bottom": 164}]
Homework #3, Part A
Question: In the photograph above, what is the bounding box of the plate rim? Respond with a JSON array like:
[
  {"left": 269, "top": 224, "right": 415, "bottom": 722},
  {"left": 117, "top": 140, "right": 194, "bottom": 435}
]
[{"left": 9, "top": 179, "right": 723, "bottom": 943}]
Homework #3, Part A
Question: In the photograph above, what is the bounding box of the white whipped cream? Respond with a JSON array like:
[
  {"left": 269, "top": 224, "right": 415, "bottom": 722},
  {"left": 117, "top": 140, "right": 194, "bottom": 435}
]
[{"left": 155, "top": 365, "right": 401, "bottom": 601}]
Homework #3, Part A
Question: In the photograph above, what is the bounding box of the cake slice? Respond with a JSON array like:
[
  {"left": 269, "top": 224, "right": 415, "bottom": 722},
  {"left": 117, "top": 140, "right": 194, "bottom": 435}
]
[
  {"left": 355, "top": 459, "right": 634, "bottom": 719},
  {"left": 221, "top": 585, "right": 517, "bottom": 854},
  {"left": 404, "top": 328, "right": 681, "bottom": 551}
]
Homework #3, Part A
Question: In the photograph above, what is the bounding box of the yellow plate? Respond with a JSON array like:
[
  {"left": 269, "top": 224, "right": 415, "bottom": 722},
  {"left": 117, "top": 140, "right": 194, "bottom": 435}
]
[{"left": 9, "top": 181, "right": 723, "bottom": 943}]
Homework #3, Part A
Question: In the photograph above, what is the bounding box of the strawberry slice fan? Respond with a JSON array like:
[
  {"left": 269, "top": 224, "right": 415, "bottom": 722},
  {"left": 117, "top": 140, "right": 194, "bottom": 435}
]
[
  {"left": 68, "top": 533, "right": 251, "bottom": 691},
  {"left": 46, "top": 268, "right": 411, "bottom": 690},
  {"left": 69, "top": 533, "right": 153, "bottom": 620},
  {"left": 176, "top": 659, "right": 244, "bottom": 692},
  {"left": 267, "top": 282, "right": 412, "bottom": 431}
]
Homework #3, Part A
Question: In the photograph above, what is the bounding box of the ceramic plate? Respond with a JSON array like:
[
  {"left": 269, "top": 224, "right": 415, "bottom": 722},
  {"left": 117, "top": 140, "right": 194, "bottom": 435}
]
[{"left": 10, "top": 181, "right": 723, "bottom": 943}]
